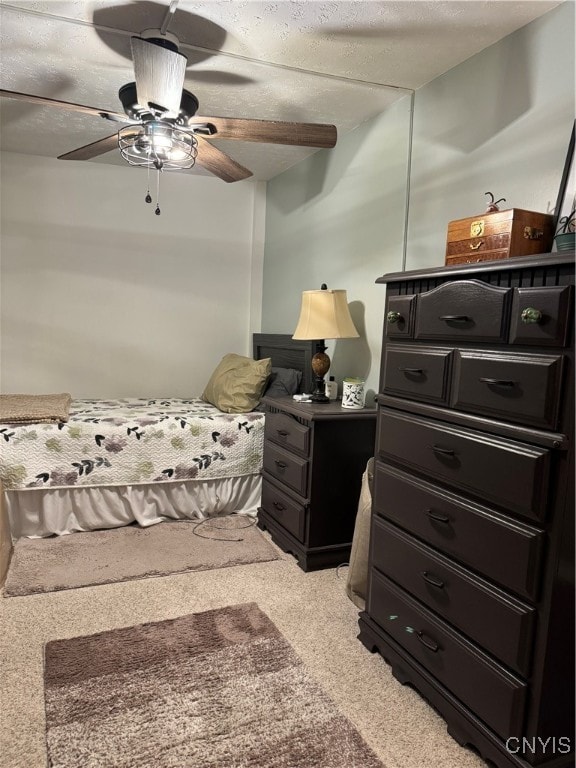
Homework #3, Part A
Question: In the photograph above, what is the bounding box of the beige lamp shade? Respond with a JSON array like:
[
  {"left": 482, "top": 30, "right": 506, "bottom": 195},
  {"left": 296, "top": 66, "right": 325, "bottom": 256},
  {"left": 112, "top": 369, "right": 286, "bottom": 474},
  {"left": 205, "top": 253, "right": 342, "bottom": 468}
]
[{"left": 292, "top": 289, "right": 359, "bottom": 340}]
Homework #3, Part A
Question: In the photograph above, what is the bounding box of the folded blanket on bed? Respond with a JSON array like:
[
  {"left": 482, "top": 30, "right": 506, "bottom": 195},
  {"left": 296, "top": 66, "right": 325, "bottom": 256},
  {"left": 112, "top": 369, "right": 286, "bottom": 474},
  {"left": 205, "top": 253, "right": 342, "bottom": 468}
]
[{"left": 0, "top": 393, "right": 72, "bottom": 424}]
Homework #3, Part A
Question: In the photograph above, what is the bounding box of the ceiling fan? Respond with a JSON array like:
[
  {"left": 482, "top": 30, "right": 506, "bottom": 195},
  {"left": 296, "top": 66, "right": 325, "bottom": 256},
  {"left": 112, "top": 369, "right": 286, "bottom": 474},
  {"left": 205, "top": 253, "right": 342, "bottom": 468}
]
[{"left": 0, "top": 3, "right": 337, "bottom": 212}]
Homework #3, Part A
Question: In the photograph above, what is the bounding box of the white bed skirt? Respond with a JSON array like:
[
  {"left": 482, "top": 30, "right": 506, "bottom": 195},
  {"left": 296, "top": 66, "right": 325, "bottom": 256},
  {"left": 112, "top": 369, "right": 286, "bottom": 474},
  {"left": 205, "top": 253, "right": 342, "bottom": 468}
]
[{"left": 4, "top": 474, "right": 262, "bottom": 540}]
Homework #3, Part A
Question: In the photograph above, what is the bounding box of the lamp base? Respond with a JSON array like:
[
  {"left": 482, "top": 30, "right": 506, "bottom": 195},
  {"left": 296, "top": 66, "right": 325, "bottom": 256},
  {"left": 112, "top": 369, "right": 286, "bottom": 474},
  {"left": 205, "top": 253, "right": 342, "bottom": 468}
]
[{"left": 310, "top": 349, "right": 330, "bottom": 403}]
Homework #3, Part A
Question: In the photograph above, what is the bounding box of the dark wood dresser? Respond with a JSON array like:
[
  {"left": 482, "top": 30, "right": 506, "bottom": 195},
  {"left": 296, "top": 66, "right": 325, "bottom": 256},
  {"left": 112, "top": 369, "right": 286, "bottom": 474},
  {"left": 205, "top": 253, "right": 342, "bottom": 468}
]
[
  {"left": 258, "top": 396, "right": 376, "bottom": 571},
  {"left": 358, "top": 253, "right": 575, "bottom": 768}
]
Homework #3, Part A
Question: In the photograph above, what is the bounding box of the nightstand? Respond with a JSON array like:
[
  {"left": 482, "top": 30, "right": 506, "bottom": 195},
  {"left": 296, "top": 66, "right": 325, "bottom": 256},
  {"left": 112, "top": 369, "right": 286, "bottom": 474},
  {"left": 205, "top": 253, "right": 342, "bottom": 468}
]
[{"left": 258, "top": 395, "right": 377, "bottom": 571}]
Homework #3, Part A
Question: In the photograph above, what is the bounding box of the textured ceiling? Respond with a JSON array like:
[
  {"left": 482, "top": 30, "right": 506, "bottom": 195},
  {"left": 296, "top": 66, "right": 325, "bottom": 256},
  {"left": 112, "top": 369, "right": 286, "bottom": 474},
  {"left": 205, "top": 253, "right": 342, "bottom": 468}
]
[{"left": 0, "top": 0, "right": 563, "bottom": 181}]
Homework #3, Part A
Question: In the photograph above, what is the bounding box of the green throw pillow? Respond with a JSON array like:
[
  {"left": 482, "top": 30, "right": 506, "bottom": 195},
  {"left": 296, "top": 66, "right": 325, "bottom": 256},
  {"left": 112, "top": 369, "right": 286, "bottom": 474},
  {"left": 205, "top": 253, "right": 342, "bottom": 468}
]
[{"left": 202, "top": 353, "right": 272, "bottom": 413}]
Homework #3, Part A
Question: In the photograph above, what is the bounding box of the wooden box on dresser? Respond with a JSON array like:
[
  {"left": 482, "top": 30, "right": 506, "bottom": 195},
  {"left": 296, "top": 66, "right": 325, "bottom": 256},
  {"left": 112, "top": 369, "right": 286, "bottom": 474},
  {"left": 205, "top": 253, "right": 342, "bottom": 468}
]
[
  {"left": 358, "top": 252, "right": 575, "bottom": 768},
  {"left": 258, "top": 396, "right": 376, "bottom": 571}
]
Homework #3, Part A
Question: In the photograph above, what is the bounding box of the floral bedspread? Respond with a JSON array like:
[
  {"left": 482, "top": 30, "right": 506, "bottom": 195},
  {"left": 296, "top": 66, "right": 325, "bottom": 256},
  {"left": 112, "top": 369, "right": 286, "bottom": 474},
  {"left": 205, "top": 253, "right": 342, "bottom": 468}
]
[{"left": 0, "top": 398, "right": 264, "bottom": 491}]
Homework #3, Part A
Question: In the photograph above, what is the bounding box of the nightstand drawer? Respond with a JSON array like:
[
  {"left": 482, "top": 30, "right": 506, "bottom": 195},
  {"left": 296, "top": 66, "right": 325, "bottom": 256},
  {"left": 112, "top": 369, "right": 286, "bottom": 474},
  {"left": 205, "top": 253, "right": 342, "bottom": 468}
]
[
  {"left": 373, "top": 463, "right": 543, "bottom": 601},
  {"left": 368, "top": 570, "right": 527, "bottom": 740},
  {"left": 263, "top": 443, "right": 308, "bottom": 496},
  {"left": 414, "top": 280, "right": 511, "bottom": 343},
  {"left": 452, "top": 350, "right": 564, "bottom": 429},
  {"left": 383, "top": 345, "right": 452, "bottom": 404},
  {"left": 265, "top": 411, "right": 310, "bottom": 456},
  {"left": 261, "top": 478, "right": 306, "bottom": 542},
  {"left": 377, "top": 409, "right": 550, "bottom": 521},
  {"left": 371, "top": 517, "right": 535, "bottom": 675}
]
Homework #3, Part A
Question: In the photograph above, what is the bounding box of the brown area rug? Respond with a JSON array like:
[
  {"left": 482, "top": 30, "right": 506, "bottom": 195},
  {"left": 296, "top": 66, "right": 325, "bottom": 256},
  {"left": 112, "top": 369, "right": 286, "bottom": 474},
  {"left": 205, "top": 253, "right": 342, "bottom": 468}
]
[
  {"left": 4, "top": 519, "right": 280, "bottom": 596},
  {"left": 44, "top": 602, "right": 384, "bottom": 768}
]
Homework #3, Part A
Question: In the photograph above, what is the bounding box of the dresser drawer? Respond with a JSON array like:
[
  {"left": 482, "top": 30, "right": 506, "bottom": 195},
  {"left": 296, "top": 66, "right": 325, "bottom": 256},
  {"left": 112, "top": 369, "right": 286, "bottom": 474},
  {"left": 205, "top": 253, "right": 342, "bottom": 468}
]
[
  {"left": 368, "top": 570, "right": 527, "bottom": 740},
  {"left": 261, "top": 478, "right": 306, "bottom": 541},
  {"left": 377, "top": 409, "right": 550, "bottom": 521},
  {"left": 373, "top": 463, "right": 543, "bottom": 600},
  {"left": 263, "top": 443, "right": 308, "bottom": 497},
  {"left": 452, "top": 350, "right": 564, "bottom": 430},
  {"left": 509, "top": 285, "right": 573, "bottom": 346},
  {"left": 414, "top": 280, "right": 511, "bottom": 342},
  {"left": 383, "top": 345, "right": 452, "bottom": 405},
  {"left": 371, "top": 517, "right": 535, "bottom": 675},
  {"left": 385, "top": 295, "right": 416, "bottom": 338},
  {"left": 265, "top": 411, "right": 310, "bottom": 456}
]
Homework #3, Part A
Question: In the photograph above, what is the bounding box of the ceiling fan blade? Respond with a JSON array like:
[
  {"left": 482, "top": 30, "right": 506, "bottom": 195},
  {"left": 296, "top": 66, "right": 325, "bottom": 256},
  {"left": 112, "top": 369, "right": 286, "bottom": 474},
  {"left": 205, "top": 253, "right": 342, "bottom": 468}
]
[
  {"left": 195, "top": 137, "right": 253, "bottom": 183},
  {"left": 188, "top": 115, "right": 337, "bottom": 148},
  {"left": 0, "top": 89, "right": 128, "bottom": 122},
  {"left": 58, "top": 133, "right": 121, "bottom": 161},
  {"left": 131, "top": 37, "right": 187, "bottom": 116}
]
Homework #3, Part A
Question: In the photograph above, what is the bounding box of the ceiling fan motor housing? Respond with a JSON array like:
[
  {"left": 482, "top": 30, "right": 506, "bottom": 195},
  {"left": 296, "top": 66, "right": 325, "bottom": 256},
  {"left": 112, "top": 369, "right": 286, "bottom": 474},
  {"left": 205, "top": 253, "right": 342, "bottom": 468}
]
[
  {"left": 118, "top": 82, "right": 199, "bottom": 124},
  {"left": 139, "top": 29, "right": 180, "bottom": 53}
]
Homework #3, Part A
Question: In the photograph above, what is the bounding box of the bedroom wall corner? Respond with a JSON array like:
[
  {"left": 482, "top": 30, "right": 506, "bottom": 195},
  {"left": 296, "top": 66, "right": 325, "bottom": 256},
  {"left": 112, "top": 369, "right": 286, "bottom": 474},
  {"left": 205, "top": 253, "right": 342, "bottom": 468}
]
[
  {"left": 261, "top": 97, "right": 413, "bottom": 399},
  {"left": 248, "top": 181, "right": 267, "bottom": 341}
]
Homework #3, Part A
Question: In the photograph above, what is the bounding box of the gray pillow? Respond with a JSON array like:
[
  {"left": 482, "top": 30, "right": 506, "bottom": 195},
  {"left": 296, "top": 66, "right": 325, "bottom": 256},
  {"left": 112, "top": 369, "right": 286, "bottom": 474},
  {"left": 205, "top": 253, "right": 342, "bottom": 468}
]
[{"left": 265, "top": 367, "right": 303, "bottom": 397}]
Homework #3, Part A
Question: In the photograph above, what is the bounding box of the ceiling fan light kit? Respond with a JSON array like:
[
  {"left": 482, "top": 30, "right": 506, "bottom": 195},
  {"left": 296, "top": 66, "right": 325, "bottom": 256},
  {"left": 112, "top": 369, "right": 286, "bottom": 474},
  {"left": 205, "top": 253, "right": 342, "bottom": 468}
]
[
  {"left": 118, "top": 123, "right": 198, "bottom": 170},
  {"left": 116, "top": 34, "right": 200, "bottom": 215}
]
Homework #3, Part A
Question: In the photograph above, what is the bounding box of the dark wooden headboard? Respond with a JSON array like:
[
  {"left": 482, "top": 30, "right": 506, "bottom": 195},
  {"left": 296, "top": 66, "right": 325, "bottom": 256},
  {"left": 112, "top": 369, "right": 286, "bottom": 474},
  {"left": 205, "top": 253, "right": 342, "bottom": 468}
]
[{"left": 253, "top": 333, "right": 321, "bottom": 394}]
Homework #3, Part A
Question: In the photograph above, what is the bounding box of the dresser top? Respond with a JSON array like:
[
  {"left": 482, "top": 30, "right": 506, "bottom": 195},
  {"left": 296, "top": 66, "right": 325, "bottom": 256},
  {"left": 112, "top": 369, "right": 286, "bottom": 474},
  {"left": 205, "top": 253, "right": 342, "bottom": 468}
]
[{"left": 376, "top": 251, "right": 575, "bottom": 285}]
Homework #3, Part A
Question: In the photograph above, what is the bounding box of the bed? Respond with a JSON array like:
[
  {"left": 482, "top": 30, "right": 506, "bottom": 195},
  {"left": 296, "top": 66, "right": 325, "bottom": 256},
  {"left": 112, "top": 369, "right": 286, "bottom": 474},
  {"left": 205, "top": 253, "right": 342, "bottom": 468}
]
[{"left": 0, "top": 334, "right": 318, "bottom": 553}]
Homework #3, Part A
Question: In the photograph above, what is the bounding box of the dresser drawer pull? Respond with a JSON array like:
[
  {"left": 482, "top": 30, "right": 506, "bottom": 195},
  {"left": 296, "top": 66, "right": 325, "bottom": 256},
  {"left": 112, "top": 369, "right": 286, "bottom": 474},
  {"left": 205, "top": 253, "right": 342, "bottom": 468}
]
[
  {"left": 438, "top": 315, "right": 470, "bottom": 322},
  {"left": 274, "top": 460, "right": 287, "bottom": 469},
  {"left": 387, "top": 310, "right": 401, "bottom": 324},
  {"left": 430, "top": 445, "right": 456, "bottom": 457},
  {"left": 272, "top": 501, "right": 286, "bottom": 511},
  {"left": 520, "top": 307, "right": 543, "bottom": 324},
  {"left": 416, "top": 631, "right": 440, "bottom": 653},
  {"left": 399, "top": 367, "right": 424, "bottom": 374},
  {"left": 276, "top": 429, "right": 290, "bottom": 436},
  {"left": 425, "top": 509, "right": 450, "bottom": 524},
  {"left": 421, "top": 571, "right": 445, "bottom": 589},
  {"left": 479, "top": 377, "right": 516, "bottom": 387}
]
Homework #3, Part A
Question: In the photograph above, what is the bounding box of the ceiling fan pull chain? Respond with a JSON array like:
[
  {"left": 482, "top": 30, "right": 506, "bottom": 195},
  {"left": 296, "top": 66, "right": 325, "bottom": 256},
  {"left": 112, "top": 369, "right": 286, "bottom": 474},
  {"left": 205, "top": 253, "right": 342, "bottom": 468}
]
[
  {"left": 145, "top": 163, "right": 152, "bottom": 204},
  {"left": 155, "top": 167, "right": 161, "bottom": 216}
]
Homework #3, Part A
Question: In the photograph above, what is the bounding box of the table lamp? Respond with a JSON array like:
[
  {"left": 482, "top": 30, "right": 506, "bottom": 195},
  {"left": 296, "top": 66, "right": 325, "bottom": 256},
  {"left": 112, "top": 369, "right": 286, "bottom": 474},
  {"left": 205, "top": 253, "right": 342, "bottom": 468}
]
[{"left": 292, "top": 284, "right": 359, "bottom": 402}]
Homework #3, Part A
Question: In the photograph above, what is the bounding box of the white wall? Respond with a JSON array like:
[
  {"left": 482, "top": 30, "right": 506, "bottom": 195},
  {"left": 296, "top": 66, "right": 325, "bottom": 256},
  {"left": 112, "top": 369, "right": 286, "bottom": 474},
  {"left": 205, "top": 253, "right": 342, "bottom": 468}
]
[
  {"left": 0, "top": 153, "right": 264, "bottom": 397},
  {"left": 406, "top": 0, "right": 575, "bottom": 269}
]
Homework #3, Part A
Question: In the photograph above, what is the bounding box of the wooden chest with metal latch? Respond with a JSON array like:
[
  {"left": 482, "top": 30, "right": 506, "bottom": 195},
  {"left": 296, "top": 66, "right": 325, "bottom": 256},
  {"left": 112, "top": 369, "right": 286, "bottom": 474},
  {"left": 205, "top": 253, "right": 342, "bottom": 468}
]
[{"left": 445, "top": 208, "right": 554, "bottom": 266}]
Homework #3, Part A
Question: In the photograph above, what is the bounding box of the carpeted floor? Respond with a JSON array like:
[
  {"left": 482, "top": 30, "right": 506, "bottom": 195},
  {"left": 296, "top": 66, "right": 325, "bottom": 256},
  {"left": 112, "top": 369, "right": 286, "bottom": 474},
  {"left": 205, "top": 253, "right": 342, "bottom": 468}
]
[
  {"left": 4, "top": 518, "right": 279, "bottom": 596},
  {"left": 44, "top": 602, "right": 385, "bottom": 768},
  {"left": 0, "top": 528, "right": 487, "bottom": 768}
]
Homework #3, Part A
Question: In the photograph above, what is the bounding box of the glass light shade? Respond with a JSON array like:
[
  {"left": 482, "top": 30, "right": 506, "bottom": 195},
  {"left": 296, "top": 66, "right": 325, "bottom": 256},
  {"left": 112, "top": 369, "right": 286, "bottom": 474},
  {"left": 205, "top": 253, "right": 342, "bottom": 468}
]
[
  {"left": 292, "top": 289, "right": 359, "bottom": 340},
  {"left": 118, "top": 123, "right": 198, "bottom": 170}
]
